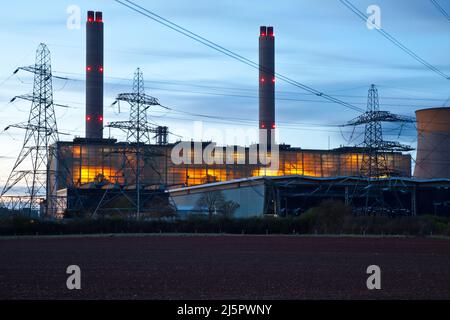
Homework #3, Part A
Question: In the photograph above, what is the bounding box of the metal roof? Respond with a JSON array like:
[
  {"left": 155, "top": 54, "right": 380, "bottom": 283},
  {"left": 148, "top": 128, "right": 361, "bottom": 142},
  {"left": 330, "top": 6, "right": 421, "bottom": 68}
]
[{"left": 168, "top": 174, "right": 450, "bottom": 194}]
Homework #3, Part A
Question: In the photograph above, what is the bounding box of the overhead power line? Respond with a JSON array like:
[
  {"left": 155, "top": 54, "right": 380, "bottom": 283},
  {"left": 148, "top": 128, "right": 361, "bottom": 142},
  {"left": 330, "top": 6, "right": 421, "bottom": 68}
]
[
  {"left": 52, "top": 70, "right": 445, "bottom": 103},
  {"left": 339, "top": 0, "right": 450, "bottom": 81},
  {"left": 51, "top": 73, "right": 436, "bottom": 110},
  {"left": 113, "top": 0, "right": 365, "bottom": 113},
  {"left": 430, "top": 0, "right": 450, "bottom": 20}
]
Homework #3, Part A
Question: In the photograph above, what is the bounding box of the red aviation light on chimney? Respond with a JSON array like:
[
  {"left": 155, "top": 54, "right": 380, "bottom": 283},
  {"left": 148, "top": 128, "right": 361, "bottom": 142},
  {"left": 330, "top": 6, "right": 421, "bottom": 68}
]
[
  {"left": 271, "top": 123, "right": 276, "bottom": 129},
  {"left": 95, "top": 12, "right": 103, "bottom": 23},
  {"left": 98, "top": 115, "right": 103, "bottom": 122},
  {"left": 86, "top": 115, "right": 91, "bottom": 121},
  {"left": 261, "top": 123, "right": 266, "bottom": 129},
  {"left": 87, "top": 66, "right": 92, "bottom": 72},
  {"left": 87, "top": 11, "right": 95, "bottom": 23},
  {"left": 260, "top": 26, "right": 267, "bottom": 37},
  {"left": 98, "top": 66, "right": 104, "bottom": 73},
  {"left": 267, "top": 26, "right": 274, "bottom": 37},
  {"left": 260, "top": 77, "right": 265, "bottom": 83},
  {"left": 272, "top": 77, "right": 275, "bottom": 83}
]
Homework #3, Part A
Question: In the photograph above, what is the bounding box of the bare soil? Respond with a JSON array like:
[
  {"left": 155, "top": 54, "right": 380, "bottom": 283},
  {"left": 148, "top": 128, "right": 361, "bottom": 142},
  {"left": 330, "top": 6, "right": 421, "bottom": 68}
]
[{"left": 0, "top": 235, "right": 449, "bottom": 299}]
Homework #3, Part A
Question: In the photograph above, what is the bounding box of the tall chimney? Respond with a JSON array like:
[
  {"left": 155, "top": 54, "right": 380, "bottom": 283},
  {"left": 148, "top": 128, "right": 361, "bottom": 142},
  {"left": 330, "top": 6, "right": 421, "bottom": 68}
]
[
  {"left": 86, "top": 11, "right": 104, "bottom": 139},
  {"left": 259, "top": 26, "right": 275, "bottom": 148}
]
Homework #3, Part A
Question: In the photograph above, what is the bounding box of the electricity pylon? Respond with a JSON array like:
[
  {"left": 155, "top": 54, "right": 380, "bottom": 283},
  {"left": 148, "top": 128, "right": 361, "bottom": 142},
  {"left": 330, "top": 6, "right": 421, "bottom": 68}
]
[
  {"left": 345, "top": 84, "right": 414, "bottom": 215},
  {"left": 1, "top": 44, "right": 59, "bottom": 216},
  {"left": 361, "top": 85, "right": 388, "bottom": 177},
  {"left": 107, "top": 68, "right": 168, "bottom": 218},
  {"left": 347, "top": 84, "right": 414, "bottom": 178},
  {"left": 109, "top": 68, "right": 169, "bottom": 145}
]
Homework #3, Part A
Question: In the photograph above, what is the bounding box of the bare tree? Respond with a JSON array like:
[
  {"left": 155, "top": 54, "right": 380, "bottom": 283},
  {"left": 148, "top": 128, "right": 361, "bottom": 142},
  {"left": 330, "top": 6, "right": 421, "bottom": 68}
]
[
  {"left": 221, "top": 200, "right": 240, "bottom": 218},
  {"left": 196, "top": 191, "right": 225, "bottom": 220}
]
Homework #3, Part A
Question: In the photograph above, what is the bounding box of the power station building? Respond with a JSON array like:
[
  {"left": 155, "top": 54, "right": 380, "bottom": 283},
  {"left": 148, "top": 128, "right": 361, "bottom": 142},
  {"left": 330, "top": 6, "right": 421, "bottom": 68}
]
[
  {"left": 51, "top": 140, "right": 411, "bottom": 190},
  {"left": 47, "top": 11, "right": 450, "bottom": 217}
]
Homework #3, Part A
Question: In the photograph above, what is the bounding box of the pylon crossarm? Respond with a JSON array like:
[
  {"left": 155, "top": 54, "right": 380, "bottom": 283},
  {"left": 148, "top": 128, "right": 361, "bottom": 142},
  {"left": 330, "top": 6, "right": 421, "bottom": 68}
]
[
  {"left": 107, "top": 121, "right": 160, "bottom": 134},
  {"left": 15, "top": 66, "right": 51, "bottom": 76},
  {"left": 115, "top": 93, "right": 160, "bottom": 106},
  {"left": 379, "top": 141, "right": 415, "bottom": 152},
  {"left": 6, "top": 122, "right": 57, "bottom": 134},
  {"left": 346, "top": 111, "right": 415, "bottom": 126}
]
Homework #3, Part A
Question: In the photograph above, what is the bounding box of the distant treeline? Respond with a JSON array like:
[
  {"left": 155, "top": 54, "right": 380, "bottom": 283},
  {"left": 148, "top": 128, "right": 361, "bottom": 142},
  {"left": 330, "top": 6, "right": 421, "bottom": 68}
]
[{"left": 1, "top": 201, "right": 449, "bottom": 236}]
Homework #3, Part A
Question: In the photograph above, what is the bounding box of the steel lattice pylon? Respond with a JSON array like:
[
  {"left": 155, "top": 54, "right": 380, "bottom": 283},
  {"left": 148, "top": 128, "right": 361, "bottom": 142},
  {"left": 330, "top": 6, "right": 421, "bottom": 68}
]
[
  {"left": 345, "top": 84, "right": 414, "bottom": 215},
  {"left": 107, "top": 68, "right": 167, "bottom": 218},
  {"left": 127, "top": 68, "right": 152, "bottom": 143},
  {"left": 110, "top": 68, "right": 163, "bottom": 145},
  {"left": 361, "top": 85, "right": 388, "bottom": 177},
  {"left": 1, "top": 44, "right": 59, "bottom": 216},
  {"left": 347, "top": 84, "right": 414, "bottom": 178}
]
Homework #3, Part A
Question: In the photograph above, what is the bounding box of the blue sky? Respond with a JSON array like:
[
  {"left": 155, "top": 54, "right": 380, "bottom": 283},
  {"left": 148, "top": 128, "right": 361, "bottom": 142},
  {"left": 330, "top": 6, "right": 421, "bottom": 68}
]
[{"left": 0, "top": 0, "right": 449, "bottom": 184}]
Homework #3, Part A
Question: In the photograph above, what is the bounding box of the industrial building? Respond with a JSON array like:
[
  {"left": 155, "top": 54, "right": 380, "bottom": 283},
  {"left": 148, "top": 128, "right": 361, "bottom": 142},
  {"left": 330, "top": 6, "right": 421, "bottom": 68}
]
[
  {"left": 39, "top": 11, "right": 449, "bottom": 217},
  {"left": 170, "top": 175, "right": 450, "bottom": 217},
  {"left": 52, "top": 140, "right": 411, "bottom": 190}
]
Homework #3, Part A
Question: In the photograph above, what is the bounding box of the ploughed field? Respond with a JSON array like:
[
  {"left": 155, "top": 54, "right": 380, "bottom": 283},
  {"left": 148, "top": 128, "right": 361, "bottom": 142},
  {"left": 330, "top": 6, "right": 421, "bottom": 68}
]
[{"left": 0, "top": 235, "right": 449, "bottom": 299}]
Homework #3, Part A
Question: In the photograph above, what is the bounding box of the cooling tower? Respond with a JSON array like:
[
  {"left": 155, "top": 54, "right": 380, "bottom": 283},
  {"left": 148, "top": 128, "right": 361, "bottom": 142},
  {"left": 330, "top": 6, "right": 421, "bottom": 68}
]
[
  {"left": 414, "top": 107, "right": 450, "bottom": 179},
  {"left": 86, "top": 11, "right": 104, "bottom": 139},
  {"left": 259, "top": 26, "right": 275, "bottom": 148}
]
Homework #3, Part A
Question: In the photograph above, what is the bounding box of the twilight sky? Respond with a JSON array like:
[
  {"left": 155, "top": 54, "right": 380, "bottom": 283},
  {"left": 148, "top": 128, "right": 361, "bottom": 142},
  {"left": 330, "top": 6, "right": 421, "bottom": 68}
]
[{"left": 0, "top": 0, "right": 449, "bottom": 185}]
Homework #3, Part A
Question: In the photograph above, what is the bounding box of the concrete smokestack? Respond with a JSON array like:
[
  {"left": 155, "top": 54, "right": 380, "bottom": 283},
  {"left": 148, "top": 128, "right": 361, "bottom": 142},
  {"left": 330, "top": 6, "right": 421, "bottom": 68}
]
[
  {"left": 86, "top": 11, "right": 104, "bottom": 139},
  {"left": 259, "top": 26, "right": 275, "bottom": 148},
  {"left": 414, "top": 107, "right": 450, "bottom": 178}
]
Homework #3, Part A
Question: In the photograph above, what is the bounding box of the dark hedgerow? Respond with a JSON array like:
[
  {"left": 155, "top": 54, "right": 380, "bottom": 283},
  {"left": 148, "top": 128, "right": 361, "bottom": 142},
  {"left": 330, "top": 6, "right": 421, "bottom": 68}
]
[
  {"left": 0, "top": 214, "right": 449, "bottom": 237},
  {"left": 0, "top": 200, "right": 449, "bottom": 237}
]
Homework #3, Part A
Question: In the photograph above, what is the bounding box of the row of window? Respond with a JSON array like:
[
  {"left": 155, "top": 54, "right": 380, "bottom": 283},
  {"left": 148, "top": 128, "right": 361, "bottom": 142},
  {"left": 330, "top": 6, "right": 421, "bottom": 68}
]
[{"left": 55, "top": 145, "right": 410, "bottom": 188}]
